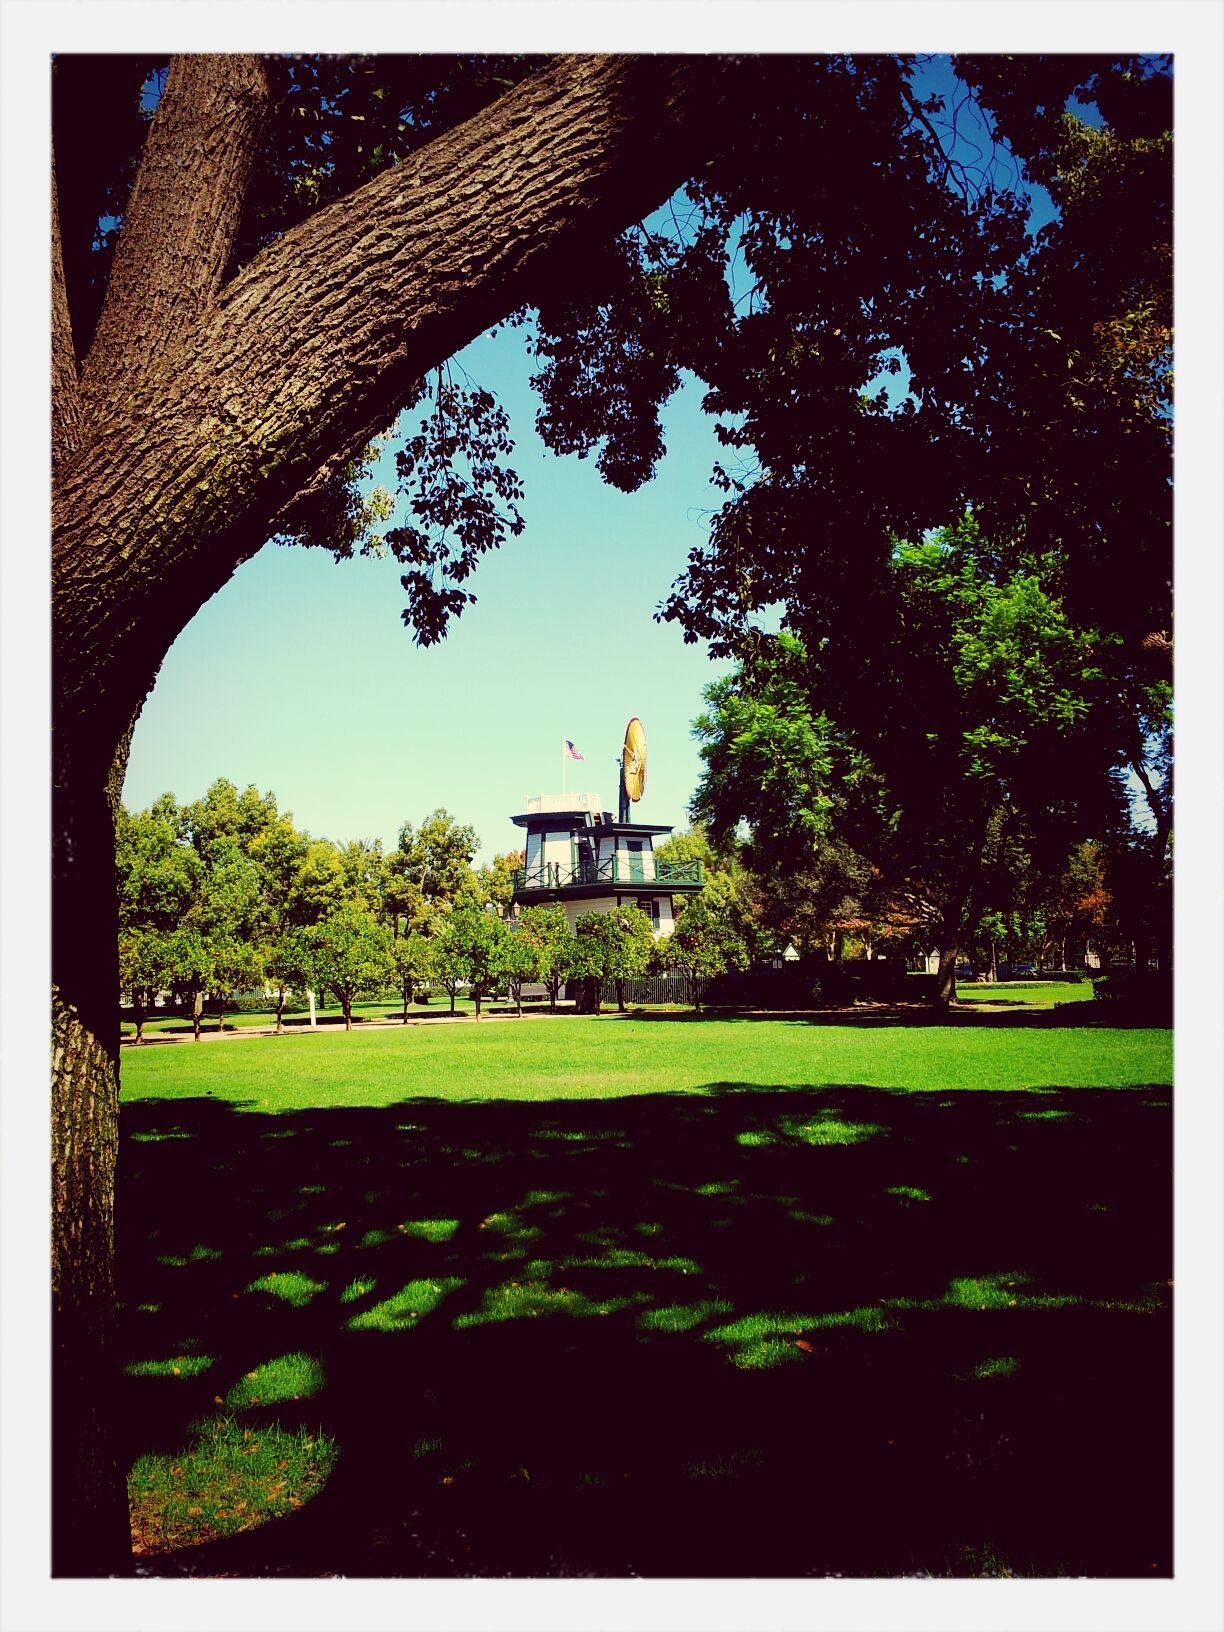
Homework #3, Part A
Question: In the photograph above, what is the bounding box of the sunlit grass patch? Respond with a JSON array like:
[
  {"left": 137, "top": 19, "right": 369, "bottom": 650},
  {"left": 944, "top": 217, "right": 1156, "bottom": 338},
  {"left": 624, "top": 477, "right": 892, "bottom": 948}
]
[
  {"left": 478, "top": 1211, "right": 542, "bottom": 1243},
  {"left": 253, "top": 1236, "right": 313, "bottom": 1258},
  {"left": 245, "top": 1271, "right": 328, "bottom": 1307},
  {"left": 788, "top": 1208, "right": 835, "bottom": 1226},
  {"left": 124, "top": 1354, "right": 214, "bottom": 1378},
  {"left": 737, "top": 1115, "right": 886, "bottom": 1150},
  {"left": 399, "top": 1217, "right": 460, "bottom": 1242},
  {"left": 782, "top": 1114, "right": 885, "bottom": 1146},
  {"left": 128, "top": 1416, "right": 336, "bottom": 1558},
  {"left": 636, "top": 1299, "right": 733, "bottom": 1333},
  {"left": 973, "top": 1355, "right": 1021, "bottom": 1380},
  {"left": 703, "top": 1309, "right": 814, "bottom": 1369},
  {"left": 339, "top": 1277, "right": 377, "bottom": 1305},
  {"left": 346, "top": 1277, "right": 464, "bottom": 1332},
  {"left": 548, "top": 1247, "right": 702, "bottom": 1275},
  {"left": 224, "top": 1352, "right": 325, "bottom": 1409},
  {"left": 156, "top": 1244, "right": 223, "bottom": 1267},
  {"left": 452, "top": 1278, "right": 641, "bottom": 1328},
  {"left": 939, "top": 1273, "right": 1077, "bottom": 1312},
  {"left": 808, "top": 1304, "right": 896, "bottom": 1333},
  {"left": 886, "top": 1185, "right": 932, "bottom": 1202}
]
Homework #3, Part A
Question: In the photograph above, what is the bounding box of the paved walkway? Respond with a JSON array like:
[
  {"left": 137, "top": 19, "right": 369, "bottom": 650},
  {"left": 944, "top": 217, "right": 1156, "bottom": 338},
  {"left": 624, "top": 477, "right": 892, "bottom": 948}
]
[{"left": 121, "top": 1006, "right": 581, "bottom": 1045}]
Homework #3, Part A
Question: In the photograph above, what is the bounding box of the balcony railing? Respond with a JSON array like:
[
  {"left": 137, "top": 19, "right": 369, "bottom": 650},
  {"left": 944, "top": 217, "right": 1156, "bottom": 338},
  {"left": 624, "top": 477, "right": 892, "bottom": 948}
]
[{"left": 511, "top": 858, "right": 703, "bottom": 893}]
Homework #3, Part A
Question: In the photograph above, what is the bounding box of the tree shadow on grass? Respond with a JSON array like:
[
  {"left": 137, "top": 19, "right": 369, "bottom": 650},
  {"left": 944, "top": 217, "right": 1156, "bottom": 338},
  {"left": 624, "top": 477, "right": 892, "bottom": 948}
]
[
  {"left": 628, "top": 1004, "right": 1157, "bottom": 1029},
  {"left": 118, "top": 1081, "right": 1172, "bottom": 1578}
]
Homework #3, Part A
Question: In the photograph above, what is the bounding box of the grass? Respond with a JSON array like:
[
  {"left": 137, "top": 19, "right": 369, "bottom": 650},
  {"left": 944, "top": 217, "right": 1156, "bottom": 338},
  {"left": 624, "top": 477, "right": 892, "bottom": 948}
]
[
  {"left": 128, "top": 1416, "right": 336, "bottom": 1559},
  {"left": 120, "top": 1010, "right": 1170, "bottom": 1109},
  {"left": 117, "top": 1011, "right": 1171, "bottom": 1578}
]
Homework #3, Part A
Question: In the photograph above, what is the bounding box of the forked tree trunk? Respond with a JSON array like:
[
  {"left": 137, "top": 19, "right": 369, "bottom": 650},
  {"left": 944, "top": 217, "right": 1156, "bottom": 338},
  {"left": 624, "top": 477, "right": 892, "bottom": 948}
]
[{"left": 50, "top": 49, "right": 731, "bottom": 1577}]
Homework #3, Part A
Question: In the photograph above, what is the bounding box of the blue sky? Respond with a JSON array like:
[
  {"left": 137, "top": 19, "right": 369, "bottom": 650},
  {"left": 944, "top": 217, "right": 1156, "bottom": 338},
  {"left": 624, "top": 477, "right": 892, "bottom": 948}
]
[{"left": 121, "top": 333, "right": 736, "bottom": 863}]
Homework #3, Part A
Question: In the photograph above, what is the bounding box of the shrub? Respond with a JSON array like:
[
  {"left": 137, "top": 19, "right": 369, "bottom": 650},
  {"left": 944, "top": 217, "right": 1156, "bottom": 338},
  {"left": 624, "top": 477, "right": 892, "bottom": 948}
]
[{"left": 1091, "top": 968, "right": 1171, "bottom": 1022}]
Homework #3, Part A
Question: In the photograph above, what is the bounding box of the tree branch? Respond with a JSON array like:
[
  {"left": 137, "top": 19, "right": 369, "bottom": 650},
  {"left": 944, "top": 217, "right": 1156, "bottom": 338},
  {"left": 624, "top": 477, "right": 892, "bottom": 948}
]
[
  {"left": 79, "top": 53, "right": 270, "bottom": 427},
  {"left": 53, "top": 54, "right": 730, "bottom": 745}
]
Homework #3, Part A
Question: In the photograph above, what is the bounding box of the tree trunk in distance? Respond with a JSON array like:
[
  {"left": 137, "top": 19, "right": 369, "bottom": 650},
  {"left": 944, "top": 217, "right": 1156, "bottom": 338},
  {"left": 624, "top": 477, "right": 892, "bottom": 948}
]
[{"left": 934, "top": 945, "right": 959, "bottom": 1009}]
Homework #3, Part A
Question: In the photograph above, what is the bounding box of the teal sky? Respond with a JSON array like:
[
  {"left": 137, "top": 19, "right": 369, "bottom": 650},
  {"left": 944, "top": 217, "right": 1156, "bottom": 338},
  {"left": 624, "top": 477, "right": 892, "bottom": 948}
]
[{"left": 120, "top": 329, "right": 737, "bottom": 864}]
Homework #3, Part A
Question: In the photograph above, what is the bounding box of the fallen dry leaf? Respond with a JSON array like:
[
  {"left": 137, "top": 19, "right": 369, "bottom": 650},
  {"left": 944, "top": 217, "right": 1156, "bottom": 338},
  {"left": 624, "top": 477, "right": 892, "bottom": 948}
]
[{"left": 794, "top": 1339, "right": 815, "bottom": 1353}]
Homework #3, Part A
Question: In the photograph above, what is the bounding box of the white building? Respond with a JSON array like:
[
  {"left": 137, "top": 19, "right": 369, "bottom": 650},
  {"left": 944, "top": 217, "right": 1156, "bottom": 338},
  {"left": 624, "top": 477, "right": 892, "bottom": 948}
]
[{"left": 508, "top": 791, "right": 702, "bottom": 935}]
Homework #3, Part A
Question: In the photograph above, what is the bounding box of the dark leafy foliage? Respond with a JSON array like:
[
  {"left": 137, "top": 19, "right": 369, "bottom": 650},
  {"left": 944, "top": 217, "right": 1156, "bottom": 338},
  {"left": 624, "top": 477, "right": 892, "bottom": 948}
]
[{"left": 386, "top": 373, "right": 526, "bottom": 646}]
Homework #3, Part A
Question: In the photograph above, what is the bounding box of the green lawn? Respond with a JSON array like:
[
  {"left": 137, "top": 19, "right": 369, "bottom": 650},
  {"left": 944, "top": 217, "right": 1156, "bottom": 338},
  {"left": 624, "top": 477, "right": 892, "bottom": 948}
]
[
  {"left": 121, "top": 1009, "right": 1170, "bottom": 1108},
  {"left": 118, "top": 1012, "right": 1172, "bottom": 1578}
]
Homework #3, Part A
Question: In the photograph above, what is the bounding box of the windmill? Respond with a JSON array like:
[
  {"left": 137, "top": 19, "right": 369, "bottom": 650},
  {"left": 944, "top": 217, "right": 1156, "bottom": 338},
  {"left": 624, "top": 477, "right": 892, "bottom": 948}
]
[{"left": 618, "top": 716, "right": 647, "bottom": 822}]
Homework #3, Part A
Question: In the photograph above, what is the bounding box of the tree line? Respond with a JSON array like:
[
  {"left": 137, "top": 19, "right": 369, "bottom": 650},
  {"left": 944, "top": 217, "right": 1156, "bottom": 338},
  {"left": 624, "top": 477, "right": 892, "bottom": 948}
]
[
  {"left": 684, "top": 515, "right": 1170, "bottom": 1002},
  {"left": 117, "top": 780, "right": 759, "bottom": 1037}
]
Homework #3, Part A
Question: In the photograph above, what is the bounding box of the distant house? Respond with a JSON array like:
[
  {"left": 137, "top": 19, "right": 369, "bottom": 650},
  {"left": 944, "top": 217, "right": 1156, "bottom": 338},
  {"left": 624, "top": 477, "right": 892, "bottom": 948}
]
[{"left": 508, "top": 790, "right": 702, "bottom": 936}]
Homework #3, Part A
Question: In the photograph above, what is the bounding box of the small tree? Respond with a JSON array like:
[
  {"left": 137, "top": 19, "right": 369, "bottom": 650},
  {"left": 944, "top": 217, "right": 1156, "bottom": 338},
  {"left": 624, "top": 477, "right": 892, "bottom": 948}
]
[
  {"left": 575, "top": 907, "right": 656, "bottom": 1012},
  {"left": 307, "top": 904, "right": 393, "bottom": 1030},
  {"left": 517, "top": 904, "right": 576, "bottom": 1012},
  {"left": 389, "top": 930, "right": 434, "bottom": 1022},
  {"left": 658, "top": 894, "right": 750, "bottom": 1012},
  {"left": 431, "top": 906, "right": 508, "bottom": 1018},
  {"left": 206, "top": 934, "right": 263, "bottom": 1035},
  {"left": 118, "top": 927, "right": 176, "bottom": 1044},
  {"left": 264, "top": 927, "right": 315, "bottom": 1033},
  {"left": 498, "top": 928, "right": 538, "bottom": 1017},
  {"left": 476, "top": 849, "right": 526, "bottom": 917}
]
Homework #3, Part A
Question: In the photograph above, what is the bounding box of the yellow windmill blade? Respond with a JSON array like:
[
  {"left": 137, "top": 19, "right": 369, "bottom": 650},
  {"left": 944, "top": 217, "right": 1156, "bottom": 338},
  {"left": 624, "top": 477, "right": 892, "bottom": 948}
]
[{"left": 622, "top": 717, "right": 647, "bottom": 803}]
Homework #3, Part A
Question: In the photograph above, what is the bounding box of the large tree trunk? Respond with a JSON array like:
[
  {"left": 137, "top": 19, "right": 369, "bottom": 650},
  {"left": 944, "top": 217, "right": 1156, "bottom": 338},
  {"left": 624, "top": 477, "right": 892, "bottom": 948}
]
[
  {"left": 50, "top": 49, "right": 729, "bottom": 1576},
  {"left": 51, "top": 782, "right": 132, "bottom": 1576}
]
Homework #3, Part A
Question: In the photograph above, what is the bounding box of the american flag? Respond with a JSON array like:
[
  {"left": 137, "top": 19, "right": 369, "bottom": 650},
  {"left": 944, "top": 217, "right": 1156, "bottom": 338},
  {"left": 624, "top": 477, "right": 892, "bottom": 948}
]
[{"left": 564, "top": 740, "right": 585, "bottom": 760}]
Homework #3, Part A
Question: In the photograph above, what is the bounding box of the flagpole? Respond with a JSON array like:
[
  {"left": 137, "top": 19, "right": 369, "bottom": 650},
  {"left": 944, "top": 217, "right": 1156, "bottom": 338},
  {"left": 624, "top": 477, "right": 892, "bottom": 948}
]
[{"left": 561, "top": 738, "right": 567, "bottom": 796}]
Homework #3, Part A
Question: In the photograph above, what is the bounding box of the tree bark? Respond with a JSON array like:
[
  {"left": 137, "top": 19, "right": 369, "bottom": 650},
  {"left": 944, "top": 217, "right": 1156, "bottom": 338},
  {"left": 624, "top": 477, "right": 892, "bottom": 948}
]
[
  {"left": 79, "top": 55, "right": 270, "bottom": 425},
  {"left": 51, "top": 160, "right": 82, "bottom": 465},
  {"left": 49, "top": 49, "right": 731, "bottom": 1577}
]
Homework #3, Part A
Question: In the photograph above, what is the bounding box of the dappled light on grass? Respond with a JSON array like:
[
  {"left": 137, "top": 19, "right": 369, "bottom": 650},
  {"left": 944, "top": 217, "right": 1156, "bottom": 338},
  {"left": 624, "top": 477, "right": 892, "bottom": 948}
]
[
  {"left": 125, "top": 1354, "right": 214, "bottom": 1378},
  {"left": 345, "top": 1277, "right": 464, "bottom": 1332},
  {"left": 737, "top": 1113, "right": 886, "bottom": 1148},
  {"left": 129, "top": 1416, "right": 336, "bottom": 1560},
  {"left": 118, "top": 1058, "right": 1172, "bottom": 1577},
  {"left": 245, "top": 1271, "right": 328, "bottom": 1307},
  {"left": 225, "top": 1352, "right": 325, "bottom": 1409}
]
